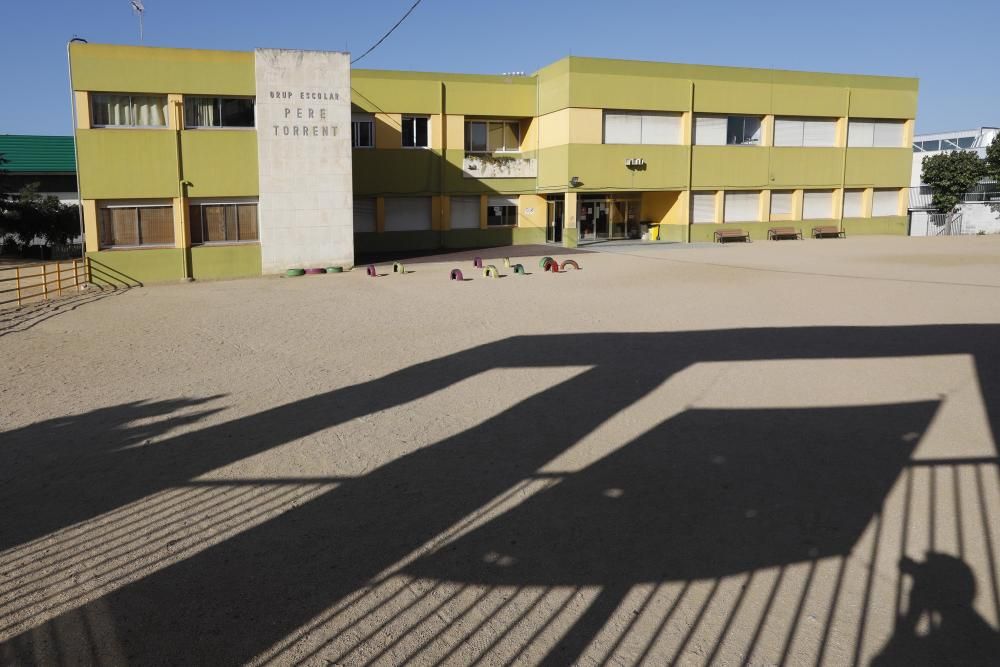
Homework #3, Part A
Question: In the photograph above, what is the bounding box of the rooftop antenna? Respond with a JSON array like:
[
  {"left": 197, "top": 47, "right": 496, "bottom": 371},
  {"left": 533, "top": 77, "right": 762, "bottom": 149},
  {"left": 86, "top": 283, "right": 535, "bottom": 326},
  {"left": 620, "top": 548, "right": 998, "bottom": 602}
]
[{"left": 129, "top": 0, "right": 145, "bottom": 41}]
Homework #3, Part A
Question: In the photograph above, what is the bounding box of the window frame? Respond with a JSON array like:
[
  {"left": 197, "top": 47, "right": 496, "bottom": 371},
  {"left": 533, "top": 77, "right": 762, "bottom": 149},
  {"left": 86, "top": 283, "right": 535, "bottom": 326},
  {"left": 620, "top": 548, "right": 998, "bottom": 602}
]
[
  {"left": 351, "top": 114, "right": 375, "bottom": 148},
  {"left": 91, "top": 93, "right": 170, "bottom": 129},
  {"left": 603, "top": 110, "right": 682, "bottom": 146},
  {"left": 464, "top": 119, "right": 521, "bottom": 153},
  {"left": 726, "top": 115, "right": 763, "bottom": 146},
  {"left": 486, "top": 197, "right": 518, "bottom": 227},
  {"left": 402, "top": 115, "right": 431, "bottom": 149},
  {"left": 97, "top": 202, "right": 175, "bottom": 248},
  {"left": 183, "top": 96, "right": 256, "bottom": 130},
  {"left": 189, "top": 201, "right": 260, "bottom": 245}
]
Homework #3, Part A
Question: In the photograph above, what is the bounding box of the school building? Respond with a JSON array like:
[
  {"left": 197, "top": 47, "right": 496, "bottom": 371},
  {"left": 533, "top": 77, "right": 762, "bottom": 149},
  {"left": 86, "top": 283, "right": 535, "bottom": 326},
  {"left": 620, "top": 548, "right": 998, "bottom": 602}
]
[{"left": 68, "top": 43, "right": 918, "bottom": 283}]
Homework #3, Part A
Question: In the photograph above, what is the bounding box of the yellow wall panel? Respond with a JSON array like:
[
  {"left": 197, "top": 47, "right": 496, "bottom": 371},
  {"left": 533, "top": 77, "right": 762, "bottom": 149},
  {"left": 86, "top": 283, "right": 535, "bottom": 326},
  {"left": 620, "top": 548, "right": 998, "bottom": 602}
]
[
  {"left": 844, "top": 148, "right": 912, "bottom": 186},
  {"left": 768, "top": 148, "right": 846, "bottom": 188},
  {"left": 771, "top": 84, "right": 849, "bottom": 117},
  {"left": 76, "top": 129, "right": 179, "bottom": 199},
  {"left": 180, "top": 131, "right": 259, "bottom": 197},
  {"left": 691, "top": 147, "right": 769, "bottom": 189},
  {"left": 849, "top": 88, "right": 919, "bottom": 119},
  {"left": 693, "top": 80, "right": 772, "bottom": 115}
]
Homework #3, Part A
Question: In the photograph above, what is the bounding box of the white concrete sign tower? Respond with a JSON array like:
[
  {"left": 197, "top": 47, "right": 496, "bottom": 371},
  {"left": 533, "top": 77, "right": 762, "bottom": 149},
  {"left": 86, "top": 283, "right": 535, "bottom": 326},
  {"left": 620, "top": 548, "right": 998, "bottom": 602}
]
[{"left": 254, "top": 49, "right": 354, "bottom": 272}]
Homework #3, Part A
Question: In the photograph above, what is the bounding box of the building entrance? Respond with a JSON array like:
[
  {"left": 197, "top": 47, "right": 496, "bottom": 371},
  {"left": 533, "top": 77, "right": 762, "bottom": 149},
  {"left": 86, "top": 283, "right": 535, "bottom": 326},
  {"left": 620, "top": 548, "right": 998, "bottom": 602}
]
[
  {"left": 546, "top": 199, "right": 563, "bottom": 243},
  {"left": 578, "top": 195, "right": 641, "bottom": 242}
]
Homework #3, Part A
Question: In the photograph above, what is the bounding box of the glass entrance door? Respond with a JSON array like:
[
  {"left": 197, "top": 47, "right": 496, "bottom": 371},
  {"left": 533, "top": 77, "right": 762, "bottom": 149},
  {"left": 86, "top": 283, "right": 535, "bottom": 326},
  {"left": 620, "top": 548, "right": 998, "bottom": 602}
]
[{"left": 546, "top": 200, "right": 563, "bottom": 243}]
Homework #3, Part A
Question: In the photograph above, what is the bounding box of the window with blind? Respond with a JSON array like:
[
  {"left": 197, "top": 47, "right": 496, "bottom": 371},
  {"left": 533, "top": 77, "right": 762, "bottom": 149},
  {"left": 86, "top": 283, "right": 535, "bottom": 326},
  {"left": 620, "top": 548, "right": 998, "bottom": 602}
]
[
  {"left": 843, "top": 190, "right": 865, "bottom": 218},
  {"left": 724, "top": 191, "right": 760, "bottom": 222},
  {"left": 384, "top": 197, "right": 431, "bottom": 231},
  {"left": 691, "top": 192, "right": 717, "bottom": 223},
  {"left": 802, "top": 190, "right": 834, "bottom": 220},
  {"left": 184, "top": 97, "right": 254, "bottom": 128},
  {"left": 353, "top": 198, "right": 376, "bottom": 232},
  {"left": 352, "top": 114, "right": 374, "bottom": 148},
  {"left": 694, "top": 115, "right": 762, "bottom": 145},
  {"left": 450, "top": 196, "right": 481, "bottom": 229},
  {"left": 92, "top": 94, "right": 169, "bottom": 128},
  {"left": 98, "top": 205, "right": 174, "bottom": 247},
  {"left": 773, "top": 117, "right": 837, "bottom": 147},
  {"left": 770, "top": 191, "right": 794, "bottom": 219},
  {"left": 189, "top": 203, "right": 259, "bottom": 244},
  {"left": 402, "top": 116, "right": 430, "bottom": 148},
  {"left": 603, "top": 111, "right": 682, "bottom": 145},
  {"left": 848, "top": 120, "right": 905, "bottom": 148},
  {"left": 871, "top": 189, "right": 900, "bottom": 217},
  {"left": 465, "top": 120, "right": 520, "bottom": 152},
  {"left": 487, "top": 196, "right": 518, "bottom": 226}
]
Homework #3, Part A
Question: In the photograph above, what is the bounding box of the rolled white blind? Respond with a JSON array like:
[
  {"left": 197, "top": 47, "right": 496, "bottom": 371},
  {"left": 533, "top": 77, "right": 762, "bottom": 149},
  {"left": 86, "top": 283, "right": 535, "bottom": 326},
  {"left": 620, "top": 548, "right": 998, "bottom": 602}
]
[
  {"left": 803, "top": 190, "right": 833, "bottom": 219},
  {"left": 848, "top": 120, "right": 875, "bottom": 147},
  {"left": 694, "top": 115, "right": 727, "bottom": 145},
  {"left": 873, "top": 121, "right": 904, "bottom": 147},
  {"left": 384, "top": 197, "right": 431, "bottom": 231},
  {"left": 803, "top": 119, "right": 836, "bottom": 147},
  {"left": 774, "top": 118, "right": 804, "bottom": 146},
  {"left": 604, "top": 113, "right": 642, "bottom": 144},
  {"left": 724, "top": 191, "right": 760, "bottom": 222},
  {"left": 353, "top": 197, "right": 376, "bottom": 232},
  {"left": 641, "top": 113, "right": 681, "bottom": 145},
  {"left": 842, "top": 190, "right": 864, "bottom": 218},
  {"left": 692, "top": 192, "right": 716, "bottom": 223},
  {"left": 450, "top": 196, "right": 480, "bottom": 229},
  {"left": 488, "top": 196, "right": 518, "bottom": 207},
  {"left": 872, "top": 189, "right": 899, "bottom": 216},
  {"left": 770, "top": 191, "right": 794, "bottom": 217}
]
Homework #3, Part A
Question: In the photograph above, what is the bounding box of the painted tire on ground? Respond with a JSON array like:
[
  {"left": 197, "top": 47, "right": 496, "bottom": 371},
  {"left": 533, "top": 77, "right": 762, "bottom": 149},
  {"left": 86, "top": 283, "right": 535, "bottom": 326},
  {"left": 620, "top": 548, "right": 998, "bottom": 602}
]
[
  {"left": 286, "top": 269, "right": 306, "bottom": 277},
  {"left": 473, "top": 257, "right": 483, "bottom": 268},
  {"left": 393, "top": 262, "right": 405, "bottom": 274},
  {"left": 560, "top": 260, "right": 580, "bottom": 271},
  {"left": 305, "top": 268, "right": 327, "bottom": 275},
  {"left": 513, "top": 264, "right": 525, "bottom": 274},
  {"left": 539, "top": 256, "right": 554, "bottom": 268},
  {"left": 483, "top": 265, "right": 499, "bottom": 278},
  {"left": 326, "top": 267, "right": 343, "bottom": 273},
  {"left": 450, "top": 269, "right": 464, "bottom": 281},
  {"left": 543, "top": 259, "right": 559, "bottom": 272},
  {"left": 366, "top": 265, "right": 377, "bottom": 277},
  {"left": 503, "top": 257, "right": 511, "bottom": 268}
]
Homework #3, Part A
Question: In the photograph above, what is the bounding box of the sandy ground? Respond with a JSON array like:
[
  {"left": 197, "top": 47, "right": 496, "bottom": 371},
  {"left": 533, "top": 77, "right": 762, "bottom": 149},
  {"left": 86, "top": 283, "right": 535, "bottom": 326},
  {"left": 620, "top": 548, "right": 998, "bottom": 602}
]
[{"left": 1, "top": 235, "right": 1000, "bottom": 666}]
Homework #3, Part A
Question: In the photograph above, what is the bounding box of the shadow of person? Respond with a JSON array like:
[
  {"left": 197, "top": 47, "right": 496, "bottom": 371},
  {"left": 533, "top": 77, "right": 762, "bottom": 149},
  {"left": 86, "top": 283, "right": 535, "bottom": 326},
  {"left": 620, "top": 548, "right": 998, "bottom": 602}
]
[{"left": 872, "top": 552, "right": 1000, "bottom": 667}]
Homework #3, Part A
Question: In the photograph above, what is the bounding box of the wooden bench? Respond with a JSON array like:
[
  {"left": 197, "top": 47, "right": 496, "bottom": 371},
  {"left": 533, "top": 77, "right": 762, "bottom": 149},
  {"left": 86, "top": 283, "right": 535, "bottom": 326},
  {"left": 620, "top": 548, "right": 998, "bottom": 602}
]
[
  {"left": 812, "top": 225, "right": 846, "bottom": 239},
  {"left": 767, "top": 226, "right": 802, "bottom": 240},
  {"left": 714, "top": 229, "right": 751, "bottom": 243}
]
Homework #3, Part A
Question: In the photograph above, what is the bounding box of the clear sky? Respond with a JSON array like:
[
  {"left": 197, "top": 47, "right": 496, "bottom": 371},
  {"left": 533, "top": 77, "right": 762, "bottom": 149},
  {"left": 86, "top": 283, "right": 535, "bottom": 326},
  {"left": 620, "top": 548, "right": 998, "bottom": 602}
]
[{"left": 1, "top": 0, "right": 994, "bottom": 136}]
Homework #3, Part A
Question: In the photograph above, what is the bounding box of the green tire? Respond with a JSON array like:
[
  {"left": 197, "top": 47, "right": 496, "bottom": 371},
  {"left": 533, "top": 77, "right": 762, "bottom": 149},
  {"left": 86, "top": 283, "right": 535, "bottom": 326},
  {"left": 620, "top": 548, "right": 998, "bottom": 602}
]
[
  {"left": 327, "top": 266, "right": 343, "bottom": 273},
  {"left": 539, "top": 256, "right": 554, "bottom": 268},
  {"left": 286, "top": 268, "right": 306, "bottom": 277}
]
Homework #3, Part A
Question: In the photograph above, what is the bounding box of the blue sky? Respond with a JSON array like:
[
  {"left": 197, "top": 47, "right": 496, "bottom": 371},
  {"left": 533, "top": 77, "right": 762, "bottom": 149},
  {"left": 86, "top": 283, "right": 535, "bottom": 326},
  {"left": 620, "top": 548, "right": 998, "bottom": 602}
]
[{"left": 1, "top": 0, "right": 994, "bottom": 136}]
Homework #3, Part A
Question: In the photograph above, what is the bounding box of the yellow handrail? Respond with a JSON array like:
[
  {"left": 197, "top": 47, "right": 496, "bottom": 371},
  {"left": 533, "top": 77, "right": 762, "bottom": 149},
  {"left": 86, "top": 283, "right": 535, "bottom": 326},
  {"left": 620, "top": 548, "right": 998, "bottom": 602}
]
[{"left": 0, "top": 260, "right": 88, "bottom": 308}]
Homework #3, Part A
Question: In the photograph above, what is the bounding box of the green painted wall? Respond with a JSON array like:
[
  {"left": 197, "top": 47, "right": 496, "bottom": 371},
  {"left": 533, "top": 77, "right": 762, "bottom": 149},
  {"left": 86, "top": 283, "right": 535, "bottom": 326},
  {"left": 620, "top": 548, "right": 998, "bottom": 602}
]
[
  {"left": 77, "top": 129, "right": 179, "bottom": 199},
  {"left": 353, "top": 149, "right": 441, "bottom": 196},
  {"left": 190, "top": 244, "right": 262, "bottom": 280},
  {"left": 692, "top": 147, "right": 770, "bottom": 189},
  {"left": 843, "top": 216, "right": 908, "bottom": 235},
  {"left": 71, "top": 43, "right": 254, "bottom": 96},
  {"left": 568, "top": 145, "right": 691, "bottom": 191},
  {"left": 354, "top": 227, "right": 545, "bottom": 254},
  {"left": 180, "top": 131, "right": 259, "bottom": 197},
  {"left": 537, "top": 146, "right": 569, "bottom": 192},
  {"left": 658, "top": 225, "right": 688, "bottom": 242},
  {"left": 845, "top": 149, "right": 912, "bottom": 187},
  {"left": 562, "top": 228, "right": 579, "bottom": 248},
  {"left": 768, "top": 148, "right": 845, "bottom": 189},
  {"left": 87, "top": 249, "right": 184, "bottom": 285},
  {"left": 351, "top": 70, "right": 535, "bottom": 116},
  {"left": 688, "top": 217, "right": 907, "bottom": 242}
]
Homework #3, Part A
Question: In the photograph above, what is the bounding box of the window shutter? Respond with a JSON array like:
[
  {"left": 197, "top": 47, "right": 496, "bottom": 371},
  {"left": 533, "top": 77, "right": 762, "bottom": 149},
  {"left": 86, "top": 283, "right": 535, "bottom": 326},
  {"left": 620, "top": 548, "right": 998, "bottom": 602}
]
[
  {"left": 724, "top": 191, "right": 760, "bottom": 222},
  {"left": 694, "top": 115, "right": 727, "bottom": 145},
  {"left": 873, "top": 121, "right": 904, "bottom": 148},
  {"left": 774, "top": 118, "right": 804, "bottom": 146},
  {"left": 691, "top": 192, "right": 716, "bottom": 223},
  {"left": 770, "top": 191, "right": 794, "bottom": 218},
  {"left": 641, "top": 113, "right": 681, "bottom": 145},
  {"left": 803, "top": 190, "right": 833, "bottom": 219},
  {"left": 803, "top": 119, "right": 836, "bottom": 147},
  {"left": 450, "top": 196, "right": 480, "bottom": 229},
  {"left": 842, "top": 190, "right": 864, "bottom": 218},
  {"left": 848, "top": 120, "right": 875, "bottom": 148},
  {"left": 384, "top": 197, "right": 431, "bottom": 231},
  {"left": 871, "top": 189, "right": 899, "bottom": 216},
  {"left": 604, "top": 113, "right": 642, "bottom": 144},
  {"left": 353, "top": 197, "right": 376, "bottom": 232}
]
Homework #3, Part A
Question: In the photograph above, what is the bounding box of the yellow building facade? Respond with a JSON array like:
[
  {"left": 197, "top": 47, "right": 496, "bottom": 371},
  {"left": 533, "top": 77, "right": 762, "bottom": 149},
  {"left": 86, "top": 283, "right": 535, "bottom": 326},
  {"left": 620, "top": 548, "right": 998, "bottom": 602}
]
[{"left": 69, "top": 43, "right": 918, "bottom": 283}]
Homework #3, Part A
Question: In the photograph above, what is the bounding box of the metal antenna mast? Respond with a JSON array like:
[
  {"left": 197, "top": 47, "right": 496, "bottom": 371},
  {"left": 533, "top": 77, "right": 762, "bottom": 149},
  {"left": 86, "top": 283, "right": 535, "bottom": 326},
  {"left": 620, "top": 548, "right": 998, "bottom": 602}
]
[{"left": 129, "top": 0, "right": 145, "bottom": 41}]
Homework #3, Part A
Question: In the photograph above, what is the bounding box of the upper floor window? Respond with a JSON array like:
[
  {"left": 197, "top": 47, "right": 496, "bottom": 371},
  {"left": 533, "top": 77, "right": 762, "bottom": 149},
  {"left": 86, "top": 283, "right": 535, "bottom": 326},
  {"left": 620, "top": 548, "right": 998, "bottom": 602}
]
[
  {"left": 92, "top": 94, "right": 168, "bottom": 128},
  {"left": 604, "top": 111, "right": 682, "bottom": 145},
  {"left": 466, "top": 120, "right": 520, "bottom": 153},
  {"left": 774, "top": 117, "right": 837, "bottom": 147},
  {"left": 402, "top": 116, "right": 429, "bottom": 148},
  {"left": 184, "top": 97, "right": 254, "bottom": 128},
  {"left": 695, "top": 115, "right": 762, "bottom": 146},
  {"left": 848, "top": 119, "right": 904, "bottom": 148},
  {"left": 352, "top": 113, "right": 374, "bottom": 148}
]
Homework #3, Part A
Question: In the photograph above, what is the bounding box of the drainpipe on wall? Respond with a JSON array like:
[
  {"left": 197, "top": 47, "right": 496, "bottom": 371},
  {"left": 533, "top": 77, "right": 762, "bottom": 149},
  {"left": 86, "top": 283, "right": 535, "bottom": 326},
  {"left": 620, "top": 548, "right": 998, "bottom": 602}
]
[
  {"left": 440, "top": 81, "right": 446, "bottom": 247},
  {"left": 839, "top": 89, "right": 852, "bottom": 233},
  {"left": 686, "top": 80, "right": 695, "bottom": 244},
  {"left": 174, "top": 100, "right": 192, "bottom": 280},
  {"left": 66, "top": 38, "right": 87, "bottom": 266}
]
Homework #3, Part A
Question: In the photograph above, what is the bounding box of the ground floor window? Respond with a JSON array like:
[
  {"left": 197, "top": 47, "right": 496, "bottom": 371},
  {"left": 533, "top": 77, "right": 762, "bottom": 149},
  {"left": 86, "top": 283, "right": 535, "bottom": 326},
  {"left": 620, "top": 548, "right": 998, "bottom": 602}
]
[
  {"left": 384, "top": 197, "right": 431, "bottom": 231},
  {"left": 691, "top": 192, "right": 717, "bottom": 224},
  {"left": 803, "top": 190, "right": 834, "bottom": 220},
  {"left": 98, "top": 204, "right": 174, "bottom": 247},
  {"left": 353, "top": 197, "right": 376, "bottom": 232},
  {"left": 487, "top": 197, "right": 517, "bottom": 227},
  {"left": 189, "top": 202, "right": 259, "bottom": 244},
  {"left": 450, "top": 196, "right": 480, "bottom": 229},
  {"left": 579, "top": 195, "right": 641, "bottom": 240},
  {"left": 872, "top": 189, "right": 901, "bottom": 217}
]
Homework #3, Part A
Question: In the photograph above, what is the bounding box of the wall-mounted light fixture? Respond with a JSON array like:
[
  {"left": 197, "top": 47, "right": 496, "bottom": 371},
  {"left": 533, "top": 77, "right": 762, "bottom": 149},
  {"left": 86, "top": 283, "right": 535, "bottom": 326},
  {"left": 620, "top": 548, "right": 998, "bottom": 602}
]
[{"left": 569, "top": 176, "right": 581, "bottom": 187}]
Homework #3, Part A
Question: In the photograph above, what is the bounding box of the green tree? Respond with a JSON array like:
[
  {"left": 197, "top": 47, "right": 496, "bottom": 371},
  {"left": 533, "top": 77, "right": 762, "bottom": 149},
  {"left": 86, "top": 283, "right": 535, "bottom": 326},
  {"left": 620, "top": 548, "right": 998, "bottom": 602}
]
[
  {"left": 921, "top": 150, "right": 987, "bottom": 213},
  {"left": 0, "top": 182, "right": 80, "bottom": 253},
  {"left": 985, "top": 133, "right": 1000, "bottom": 183}
]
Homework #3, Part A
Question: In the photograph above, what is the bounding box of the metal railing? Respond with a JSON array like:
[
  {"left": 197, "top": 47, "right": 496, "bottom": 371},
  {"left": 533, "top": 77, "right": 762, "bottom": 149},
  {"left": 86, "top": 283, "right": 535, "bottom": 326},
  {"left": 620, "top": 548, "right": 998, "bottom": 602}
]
[
  {"left": 0, "top": 259, "right": 89, "bottom": 309},
  {"left": 926, "top": 212, "right": 964, "bottom": 236}
]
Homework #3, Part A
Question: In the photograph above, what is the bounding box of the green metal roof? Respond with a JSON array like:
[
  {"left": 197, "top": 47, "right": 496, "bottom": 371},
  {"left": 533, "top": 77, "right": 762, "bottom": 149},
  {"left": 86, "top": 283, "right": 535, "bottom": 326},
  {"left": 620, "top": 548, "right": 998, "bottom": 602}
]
[{"left": 0, "top": 135, "right": 76, "bottom": 174}]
